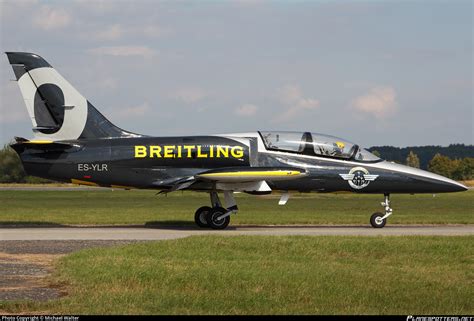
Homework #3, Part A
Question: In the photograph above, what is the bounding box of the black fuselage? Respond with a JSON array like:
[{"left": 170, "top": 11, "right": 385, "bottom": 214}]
[{"left": 11, "top": 134, "right": 467, "bottom": 194}]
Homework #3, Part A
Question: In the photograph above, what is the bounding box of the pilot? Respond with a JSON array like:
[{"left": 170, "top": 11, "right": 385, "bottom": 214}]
[{"left": 331, "top": 141, "right": 345, "bottom": 156}]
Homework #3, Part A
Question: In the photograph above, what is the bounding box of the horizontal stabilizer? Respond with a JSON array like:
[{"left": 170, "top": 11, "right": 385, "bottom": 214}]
[
  {"left": 10, "top": 138, "right": 81, "bottom": 152},
  {"left": 32, "top": 126, "right": 60, "bottom": 133}
]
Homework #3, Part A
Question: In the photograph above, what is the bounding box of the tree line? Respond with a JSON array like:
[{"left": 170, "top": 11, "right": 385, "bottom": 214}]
[
  {"left": 368, "top": 144, "right": 474, "bottom": 181},
  {"left": 0, "top": 144, "right": 473, "bottom": 183},
  {"left": 0, "top": 145, "right": 52, "bottom": 183},
  {"left": 404, "top": 151, "right": 473, "bottom": 181},
  {"left": 368, "top": 144, "right": 473, "bottom": 169}
]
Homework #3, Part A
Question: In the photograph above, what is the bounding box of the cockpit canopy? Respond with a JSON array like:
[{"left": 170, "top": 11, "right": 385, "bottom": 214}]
[{"left": 259, "top": 131, "right": 381, "bottom": 162}]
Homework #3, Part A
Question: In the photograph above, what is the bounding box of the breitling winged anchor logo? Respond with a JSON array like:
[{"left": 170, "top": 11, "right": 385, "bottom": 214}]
[{"left": 339, "top": 167, "right": 379, "bottom": 190}]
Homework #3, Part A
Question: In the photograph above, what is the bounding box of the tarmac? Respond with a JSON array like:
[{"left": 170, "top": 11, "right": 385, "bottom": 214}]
[
  {"left": 0, "top": 225, "right": 472, "bottom": 302},
  {"left": 0, "top": 240, "right": 141, "bottom": 302},
  {"left": 1, "top": 225, "right": 473, "bottom": 240}
]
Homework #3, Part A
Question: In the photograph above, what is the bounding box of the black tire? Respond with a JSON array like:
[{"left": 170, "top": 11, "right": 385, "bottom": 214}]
[
  {"left": 194, "top": 206, "right": 212, "bottom": 228},
  {"left": 370, "top": 212, "right": 386, "bottom": 228},
  {"left": 206, "top": 207, "right": 230, "bottom": 230}
]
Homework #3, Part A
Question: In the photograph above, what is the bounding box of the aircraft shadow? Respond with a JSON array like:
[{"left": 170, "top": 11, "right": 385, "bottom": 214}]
[
  {"left": 144, "top": 221, "right": 240, "bottom": 231},
  {"left": 0, "top": 221, "right": 440, "bottom": 230},
  {"left": 0, "top": 221, "right": 216, "bottom": 230},
  {"left": 142, "top": 223, "right": 438, "bottom": 230},
  {"left": 0, "top": 221, "right": 69, "bottom": 228},
  {"left": 145, "top": 222, "right": 375, "bottom": 230}
]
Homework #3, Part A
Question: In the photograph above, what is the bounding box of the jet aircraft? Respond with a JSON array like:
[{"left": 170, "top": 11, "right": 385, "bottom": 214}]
[{"left": 4, "top": 52, "right": 468, "bottom": 229}]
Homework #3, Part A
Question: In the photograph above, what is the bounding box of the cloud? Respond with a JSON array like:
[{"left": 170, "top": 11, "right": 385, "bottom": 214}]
[
  {"left": 92, "top": 24, "right": 171, "bottom": 41},
  {"left": 234, "top": 104, "right": 258, "bottom": 117},
  {"left": 96, "top": 77, "right": 118, "bottom": 90},
  {"left": 142, "top": 25, "right": 172, "bottom": 38},
  {"left": 114, "top": 102, "right": 151, "bottom": 119},
  {"left": 95, "top": 24, "right": 122, "bottom": 41},
  {"left": 32, "top": 6, "right": 71, "bottom": 30},
  {"left": 87, "top": 46, "right": 156, "bottom": 57},
  {"left": 1, "top": 0, "right": 39, "bottom": 18},
  {"left": 351, "top": 86, "right": 398, "bottom": 119},
  {"left": 273, "top": 85, "right": 320, "bottom": 123},
  {"left": 171, "top": 87, "right": 208, "bottom": 104},
  {"left": 73, "top": 0, "right": 118, "bottom": 13}
]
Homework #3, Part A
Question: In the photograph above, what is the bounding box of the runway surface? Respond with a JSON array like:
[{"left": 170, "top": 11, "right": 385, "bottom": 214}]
[
  {"left": 1, "top": 225, "right": 473, "bottom": 240},
  {"left": 0, "top": 225, "right": 472, "bottom": 302}
]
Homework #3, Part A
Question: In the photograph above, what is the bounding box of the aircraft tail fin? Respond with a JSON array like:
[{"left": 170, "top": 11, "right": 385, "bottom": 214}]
[{"left": 5, "top": 52, "right": 140, "bottom": 141}]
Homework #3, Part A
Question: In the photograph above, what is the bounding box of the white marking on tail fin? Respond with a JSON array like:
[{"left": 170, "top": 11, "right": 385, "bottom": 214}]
[
  {"left": 17, "top": 67, "right": 88, "bottom": 141},
  {"left": 15, "top": 71, "right": 38, "bottom": 127}
]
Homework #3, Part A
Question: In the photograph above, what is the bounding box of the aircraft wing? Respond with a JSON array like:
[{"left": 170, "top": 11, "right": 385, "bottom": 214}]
[
  {"left": 195, "top": 167, "right": 307, "bottom": 193},
  {"left": 196, "top": 167, "right": 307, "bottom": 183},
  {"left": 153, "top": 167, "right": 307, "bottom": 193}
]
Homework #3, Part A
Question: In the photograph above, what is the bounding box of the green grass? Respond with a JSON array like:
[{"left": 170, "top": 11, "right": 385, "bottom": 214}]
[
  {"left": 2, "top": 235, "right": 472, "bottom": 314},
  {"left": 0, "top": 189, "right": 473, "bottom": 226}
]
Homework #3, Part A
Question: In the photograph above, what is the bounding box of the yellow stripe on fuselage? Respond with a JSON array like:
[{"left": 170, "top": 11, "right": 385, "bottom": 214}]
[
  {"left": 71, "top": 179, "right": 99, "bottom": 187},
  {"left": 25, "top": 140, "right": 54, "bottom": 144},
  {"left": 199, "top": 170, "right": 302, "bottom": 178}
]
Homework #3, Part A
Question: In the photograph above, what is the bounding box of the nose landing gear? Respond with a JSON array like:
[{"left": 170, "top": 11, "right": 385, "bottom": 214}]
[{"left": 370, "top": 193, "right": 393, "bottom": 228}]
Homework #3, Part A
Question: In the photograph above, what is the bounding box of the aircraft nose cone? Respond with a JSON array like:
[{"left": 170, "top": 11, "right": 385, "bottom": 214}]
[
  {"left": 377, "top": 162, "right": 469, "bottom": 193},
  {"left": 446, "top": 181, "right": 469, "bottom": 192},
  {"left": 417, "top": 172, "right": 468, "bottom": 193}
]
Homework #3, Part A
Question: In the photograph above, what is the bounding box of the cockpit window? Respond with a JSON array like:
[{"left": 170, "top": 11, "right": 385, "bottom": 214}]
[
  {"left": 310, "top": 133, "right": 357, "bottom": 159},
  {"left": 259, "top": 131, "right": 382, "bottom": 162},
  {"left": 260, "top": 132, "right": 306, "bottom": 153},
  {"left": 354, "top": 148, "right": 381, "bottom": 161}
]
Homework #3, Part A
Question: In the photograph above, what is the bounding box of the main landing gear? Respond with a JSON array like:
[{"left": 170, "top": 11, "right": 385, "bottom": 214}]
[
  {"left": 194, "top": 191, "right": 238, "bottom": 230},
  {"left": 370, "top": 193, "right": 393, "bottom": 228}
]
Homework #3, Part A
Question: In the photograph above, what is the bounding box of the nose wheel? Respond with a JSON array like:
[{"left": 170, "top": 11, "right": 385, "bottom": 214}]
[
  {"left": 370, "top": 212, "right": 386, "bottom": 228},
  {"left": 370, "top": 193, "right": 393, "bottom": 228}
]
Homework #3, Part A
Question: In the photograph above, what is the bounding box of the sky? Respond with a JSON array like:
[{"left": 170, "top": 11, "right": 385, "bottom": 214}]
[{"left": 0, "top": 0, "right": 472, "bottom": 148}]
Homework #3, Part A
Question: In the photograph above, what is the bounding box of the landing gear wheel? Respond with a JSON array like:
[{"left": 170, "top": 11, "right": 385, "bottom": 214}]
[
  {"left": 194, "top": 206, "right": 212, "bottom": 228},
  {"left": 207, "top": 207, "right": 230, "bottom": 230},
  {"left": 370, "top": 212, "right": 386, "bottom": 228}
]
